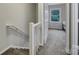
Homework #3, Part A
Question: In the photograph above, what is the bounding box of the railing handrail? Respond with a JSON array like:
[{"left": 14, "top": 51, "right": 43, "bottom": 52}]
[
  {"left": 6, "top": 24, "right": 26, "bottom": 36},
  {"left": 33, "top": 22, "right": 40, "bottom": 27},
  {"left": 29, "top": 22, "right": 40, "bottom": 55}
]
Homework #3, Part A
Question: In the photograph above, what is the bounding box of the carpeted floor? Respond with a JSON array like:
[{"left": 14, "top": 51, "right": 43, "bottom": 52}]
[
  {"left": 37, "top": 29, "right": 66, "bottom": 55},
  {"left": 2, "top": 29, "right": 66, "bottom": 55},
  {"left": 2, "top": 48, "right": 29, "bottom": 55}
]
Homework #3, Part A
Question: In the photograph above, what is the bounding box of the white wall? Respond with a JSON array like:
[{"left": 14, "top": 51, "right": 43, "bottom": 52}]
[
  {"left": 0, "top": 3, "right": 37, "bottom": 52},
  {"left": 6, "top": 3, "right": 37, "bottom": 47},
  {"left": 0, "top": 4, "right": 9, "bottom": 53},
  {"left": 45, "top": 4, "right": 66, "bottom": 29},
  {"left": 6, "top": 3, "right": 36, "bottom": 35},
  {"left": 49, "top": 4, "right": 66, "bottom": 23}
]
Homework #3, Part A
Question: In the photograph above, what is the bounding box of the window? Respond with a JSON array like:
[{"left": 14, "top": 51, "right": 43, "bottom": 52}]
[{"left": 50, "top": 9, "right": 60, "bottom": 22}]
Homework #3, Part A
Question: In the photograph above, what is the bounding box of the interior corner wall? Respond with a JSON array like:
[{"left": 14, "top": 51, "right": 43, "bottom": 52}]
[
  {"left": 0, "top": 4, "right": 9, "bottom": 53},
  {"left": 0, "top": 3, "right": 37, "bottom": 53},
  {"left": 6, "top": 3, "right": 36, "bottom": 35}
]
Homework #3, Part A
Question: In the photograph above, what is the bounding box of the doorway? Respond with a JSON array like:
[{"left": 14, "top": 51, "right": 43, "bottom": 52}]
[{"left": 37, "top": 3, "right": 70, "bottom": 55}]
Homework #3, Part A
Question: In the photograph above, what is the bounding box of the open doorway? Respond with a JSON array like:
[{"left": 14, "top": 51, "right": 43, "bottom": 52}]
[{"left": 37, "top": 3, "right": 70, "bottom": 55}]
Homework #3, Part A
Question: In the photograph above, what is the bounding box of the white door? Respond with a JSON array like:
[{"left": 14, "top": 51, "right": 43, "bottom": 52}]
[{"left": 38, "top": 3, "right": 48, "bottom": 45}]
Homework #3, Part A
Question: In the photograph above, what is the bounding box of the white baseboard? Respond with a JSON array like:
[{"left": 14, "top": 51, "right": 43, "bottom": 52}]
[
  {"left": 65, "top": 48, "right": 71, "bottom": 55},
  {"left": 0, "top": 46, "right": 11, "bottom": 55},
  {"left": 0, "top": 45, "right": 29, "bottom": 55},
  {"left": 71, "top": 45, "right": 78, "bottom": 55},
  {"left": 10, "top": 46, "right": 29, "bottom": 49}
]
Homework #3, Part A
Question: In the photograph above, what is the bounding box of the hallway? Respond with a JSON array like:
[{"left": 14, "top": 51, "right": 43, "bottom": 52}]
[{"left": 37, "top": 29, "right": 66, "bottom": 55}]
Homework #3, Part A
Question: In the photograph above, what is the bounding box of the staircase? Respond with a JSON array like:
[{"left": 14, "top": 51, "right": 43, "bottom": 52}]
[
  {"left": 2, "top": 48, "right": 29, "bottom": 55},
  {"left": 4, "top": 22, "right": 41, "bottom": 55},
  {"left": 6, "top": 24, "right": 29, "bottom": 49}
]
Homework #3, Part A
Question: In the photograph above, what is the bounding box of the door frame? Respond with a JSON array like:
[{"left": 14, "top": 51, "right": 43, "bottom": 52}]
[
  {"left": 71, "top": 3, "right": 78, "bottom": 55},
  {"left": 38, "top": 3, "right": 45, "bottom": 46},
  {"left": 38, "top": 3, "right": 71, "bottom": 54},
  {"left": 65, "top": 3, "right": 70, "bottom": 54}
]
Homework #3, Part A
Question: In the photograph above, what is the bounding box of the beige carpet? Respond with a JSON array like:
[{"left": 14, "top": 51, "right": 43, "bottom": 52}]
[
  {"left": 37, "top": 29, "right": 66, "bottom": 55},
  {"left": 2, "top": 29, "right": 66, "bottom": 55},
  {"left": 2, "top": 48, "right": 29, "bottom": 55}
]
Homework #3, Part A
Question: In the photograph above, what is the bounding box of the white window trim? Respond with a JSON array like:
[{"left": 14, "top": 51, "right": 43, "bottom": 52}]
[{"left": 49, "top": 8, "right": 61, "bottom": 23}]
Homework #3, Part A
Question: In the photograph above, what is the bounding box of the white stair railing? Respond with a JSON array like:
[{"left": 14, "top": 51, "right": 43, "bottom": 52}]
[
  {"left": 6, "top": 23, "right": 41, "bottom": 55},
  {"left": 6, "top": 24, "right": 29, "bottom": 49},
  {"left": 29, "top": 22, "right": 40, "bottom": 55},
  {"left": 6, "top": 24, "right": 26, "bottom": 36}
]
